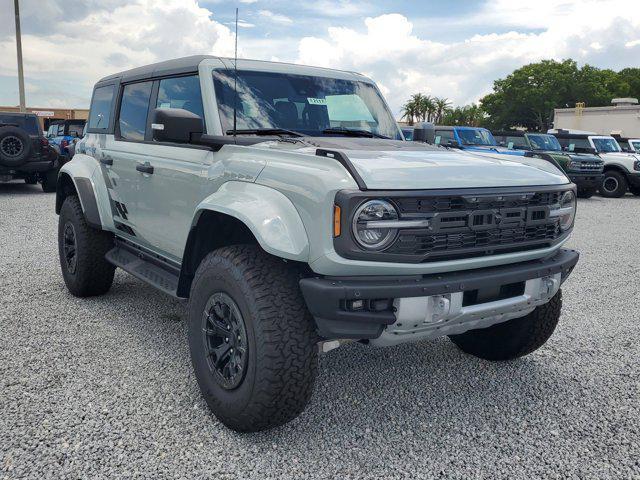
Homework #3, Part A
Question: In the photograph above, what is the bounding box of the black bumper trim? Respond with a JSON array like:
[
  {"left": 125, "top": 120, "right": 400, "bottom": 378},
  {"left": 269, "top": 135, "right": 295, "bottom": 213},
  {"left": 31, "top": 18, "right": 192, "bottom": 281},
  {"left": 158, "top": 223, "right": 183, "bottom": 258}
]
[
  {"left": 627, "top": 173, "right": 640, "bottom": 188},
  {"left": 299, "top": 248, "right": 579, "bottom": 340},
  {"left": 568, "top": 173, "right": 603, "bottom": 186}
]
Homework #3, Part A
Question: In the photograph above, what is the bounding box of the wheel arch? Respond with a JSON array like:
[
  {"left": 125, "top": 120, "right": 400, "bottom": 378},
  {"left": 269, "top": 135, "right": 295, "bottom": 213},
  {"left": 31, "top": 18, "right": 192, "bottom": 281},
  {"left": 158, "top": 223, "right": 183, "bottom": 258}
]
[
  {"left": 603, "top": 163, "right": 630, "bottom": 175},
  {"left": 176, "top": 181, "right": 310, "bottom": 297},
  {"left": 55, "top": 156, "right": 113, "bottom": 230}
]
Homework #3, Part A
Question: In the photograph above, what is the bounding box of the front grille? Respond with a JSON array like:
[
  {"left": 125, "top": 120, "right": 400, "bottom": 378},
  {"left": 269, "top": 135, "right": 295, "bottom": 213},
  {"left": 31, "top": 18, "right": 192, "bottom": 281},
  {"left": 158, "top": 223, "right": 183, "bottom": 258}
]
[
  {"left": 575, "top": 162, "right": 602, "bottom": 172},
  {"left": 388, "top": 223, "right": 560, "bottom": 259},
  {"left": 385, "top": 190, "right": 565, "bottom": 261}
]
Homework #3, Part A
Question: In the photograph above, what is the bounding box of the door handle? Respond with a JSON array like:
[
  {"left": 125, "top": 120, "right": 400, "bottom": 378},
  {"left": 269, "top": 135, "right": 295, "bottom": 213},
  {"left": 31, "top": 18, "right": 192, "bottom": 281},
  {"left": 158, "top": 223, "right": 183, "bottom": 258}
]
[
  {"left": 100, "top": 157, "right": 113, "bottom": 166},
  {"left": 136, "top": 162, "right": 154, "bottom": 174}
]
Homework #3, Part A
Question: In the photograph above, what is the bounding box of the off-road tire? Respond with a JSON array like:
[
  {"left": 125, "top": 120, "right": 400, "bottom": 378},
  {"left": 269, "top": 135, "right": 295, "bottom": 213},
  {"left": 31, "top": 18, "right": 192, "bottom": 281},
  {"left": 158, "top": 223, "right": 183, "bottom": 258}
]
[
  {"left": 24, "top": 175, "right": 37, "bottom": 185},
  {"left": 449, "top": 290, "right": 562, "bottom": 361},
  {"left": 577, "top": 186, "right": 596, "bottom": 199},
  {"left": 58, "top": 195, "right": 115, "bottom": 296},
  {"left": 0, "top": 125, "right": 32, "bottom": 167},
  {"left": 188, "top": 245, "right": 318, "bottom": 432},
  {"left": 41, "top": 169, "right": 58, "bottom": 192},
  {"left": 628, "top": 184, "right": 640, "bottom": 196},
  {"left": 599, "top": 170, "right": 627, "bottom": 198}
]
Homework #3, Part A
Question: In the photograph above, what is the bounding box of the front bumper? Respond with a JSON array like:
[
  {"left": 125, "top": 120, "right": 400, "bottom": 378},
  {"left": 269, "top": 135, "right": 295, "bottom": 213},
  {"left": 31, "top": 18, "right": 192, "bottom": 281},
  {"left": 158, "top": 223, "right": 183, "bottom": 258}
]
[
  {"left": 567, "top": 172, "right": 603, "bottom": 188},
  {"left": 299, "top": 248, "right": 579, "bottom": 342}
]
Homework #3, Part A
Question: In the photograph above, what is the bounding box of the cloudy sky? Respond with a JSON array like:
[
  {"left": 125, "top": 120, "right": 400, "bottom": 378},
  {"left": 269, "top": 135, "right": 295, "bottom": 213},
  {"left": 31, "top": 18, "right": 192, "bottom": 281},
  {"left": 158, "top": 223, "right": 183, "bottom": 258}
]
[{"left": 0, "top": 0, "right": 638, "bottom": 118}]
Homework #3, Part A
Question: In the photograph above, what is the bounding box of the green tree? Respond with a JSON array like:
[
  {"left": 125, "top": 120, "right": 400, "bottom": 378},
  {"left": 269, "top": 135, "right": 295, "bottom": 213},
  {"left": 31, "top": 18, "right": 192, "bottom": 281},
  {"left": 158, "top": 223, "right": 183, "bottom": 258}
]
[{"left": 480, "top": 59, "right": 640, "bottom": 131}]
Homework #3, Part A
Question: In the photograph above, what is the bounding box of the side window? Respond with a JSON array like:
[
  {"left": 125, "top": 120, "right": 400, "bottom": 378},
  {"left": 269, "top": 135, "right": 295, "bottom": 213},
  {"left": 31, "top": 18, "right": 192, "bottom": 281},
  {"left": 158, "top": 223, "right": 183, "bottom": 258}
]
[
  {"left": 156, "top": 75, "right": 204, "bottom": 119},
  {"left": 435, "top": 130, "right": 455, "bottom": 143},
  {"left": 118, "top": 81, "right": 153, "bottom": 141},
  {"left": 88, "top": 85, "right": 115, "bottom": 130}
]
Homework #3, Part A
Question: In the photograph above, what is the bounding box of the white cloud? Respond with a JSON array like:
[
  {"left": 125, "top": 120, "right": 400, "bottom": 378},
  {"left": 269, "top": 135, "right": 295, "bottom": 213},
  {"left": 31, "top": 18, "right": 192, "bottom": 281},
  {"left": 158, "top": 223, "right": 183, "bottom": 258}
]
[
  {"left": 258, "top": 9, "right": 293, "bottom": 24},
  {"left": 296, "top": 1, "right": 640, "bottom": 117},
  {"left": 0, "top": 0, "right": 235, "bottom": 107}
]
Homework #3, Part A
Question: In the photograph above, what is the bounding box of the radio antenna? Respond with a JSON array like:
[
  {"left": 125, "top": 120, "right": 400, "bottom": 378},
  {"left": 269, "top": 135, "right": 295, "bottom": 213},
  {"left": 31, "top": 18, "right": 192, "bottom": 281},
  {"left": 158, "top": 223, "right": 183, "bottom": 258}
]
[{"left": 233, "top": 7, "right": 238, "bottom": 142}]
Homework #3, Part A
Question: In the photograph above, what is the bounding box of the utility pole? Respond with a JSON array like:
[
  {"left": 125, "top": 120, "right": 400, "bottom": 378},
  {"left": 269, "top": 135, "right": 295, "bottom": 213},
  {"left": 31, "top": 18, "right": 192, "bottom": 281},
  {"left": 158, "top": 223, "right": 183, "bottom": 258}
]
[{"left": 14, "top": 0, "right": 26, "bottom": 112}]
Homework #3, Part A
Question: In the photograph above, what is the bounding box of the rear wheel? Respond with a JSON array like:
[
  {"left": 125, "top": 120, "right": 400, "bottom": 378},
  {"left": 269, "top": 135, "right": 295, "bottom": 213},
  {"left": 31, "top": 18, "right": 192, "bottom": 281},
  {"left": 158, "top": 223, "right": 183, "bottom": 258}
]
[
  {"left": 599, "top": 170, "right": 627, "bottom": 198},
  {"left": 449, "top": 290, "right": 562, "bottom": 361},
  {"left": 24, "top": 175, "right": 37, "bottom": 185},
  {"left": 58, "top": 195, "right": 115, "bottom": 296},
  {"left": 188, "top": 245, "right": 318, "bottom": 432}
]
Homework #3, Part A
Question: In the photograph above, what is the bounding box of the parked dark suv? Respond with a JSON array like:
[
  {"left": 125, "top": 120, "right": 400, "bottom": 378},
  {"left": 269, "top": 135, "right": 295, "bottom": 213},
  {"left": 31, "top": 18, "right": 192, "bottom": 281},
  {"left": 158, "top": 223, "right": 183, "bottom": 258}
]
[{"left": 0, "top": 112, "right": 59, "bottom": 192}]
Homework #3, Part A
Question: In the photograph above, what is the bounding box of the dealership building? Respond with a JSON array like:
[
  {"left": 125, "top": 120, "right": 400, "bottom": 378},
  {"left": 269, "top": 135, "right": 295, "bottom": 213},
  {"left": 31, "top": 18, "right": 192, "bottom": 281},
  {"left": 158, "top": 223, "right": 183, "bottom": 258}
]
[
  {"left": 553, "top": 98, "right": 640, "bottom": 137},
  {"left": 0, "top": 106, "right": 89, "bottom": 130}
]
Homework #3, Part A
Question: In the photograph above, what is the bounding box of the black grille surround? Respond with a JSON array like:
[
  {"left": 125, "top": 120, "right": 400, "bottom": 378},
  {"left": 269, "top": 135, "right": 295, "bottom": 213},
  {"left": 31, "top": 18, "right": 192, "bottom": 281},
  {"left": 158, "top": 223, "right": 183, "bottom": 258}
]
[{"left": 333, "top": 185, "right": 575, "bottom": 264}]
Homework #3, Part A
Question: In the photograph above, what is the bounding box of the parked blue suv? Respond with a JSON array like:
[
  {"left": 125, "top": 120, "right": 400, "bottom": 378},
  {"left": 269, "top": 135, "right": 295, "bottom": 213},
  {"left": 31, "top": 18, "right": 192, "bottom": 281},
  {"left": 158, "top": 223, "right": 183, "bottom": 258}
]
[
  {"left": 45, "top": 119, "right": 85, "bottom": 160},
  {"left": 432, "top": 126, "right": 525, "bottom": 157}
]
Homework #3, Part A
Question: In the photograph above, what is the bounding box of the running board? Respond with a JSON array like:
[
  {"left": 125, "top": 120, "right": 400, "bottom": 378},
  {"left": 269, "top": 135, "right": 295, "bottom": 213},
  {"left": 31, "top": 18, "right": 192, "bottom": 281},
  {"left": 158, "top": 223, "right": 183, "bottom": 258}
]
[{"left": 105, "top": 246, "right": 180, "bottom": 297}]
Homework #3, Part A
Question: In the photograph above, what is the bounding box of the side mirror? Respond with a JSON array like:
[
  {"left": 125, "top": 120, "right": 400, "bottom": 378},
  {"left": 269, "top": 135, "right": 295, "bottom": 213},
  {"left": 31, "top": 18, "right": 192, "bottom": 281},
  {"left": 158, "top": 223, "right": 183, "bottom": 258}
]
[
  {"left": 447, "top": 140, "right": 460, "bottom": 148},
  {"left": 151, "top": 108, "right": 203, "bottom": 143},
  {"left": 412, "top": 122, "right": 435, "bottom": 144}
]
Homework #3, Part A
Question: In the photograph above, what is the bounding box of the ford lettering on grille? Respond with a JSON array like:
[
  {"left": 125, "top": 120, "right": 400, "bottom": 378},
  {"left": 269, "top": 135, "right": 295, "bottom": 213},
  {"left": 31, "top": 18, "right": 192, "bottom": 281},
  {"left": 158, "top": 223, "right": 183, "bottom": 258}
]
[{"left": 430, "top": 206, "right": 549, "bottom": 233}]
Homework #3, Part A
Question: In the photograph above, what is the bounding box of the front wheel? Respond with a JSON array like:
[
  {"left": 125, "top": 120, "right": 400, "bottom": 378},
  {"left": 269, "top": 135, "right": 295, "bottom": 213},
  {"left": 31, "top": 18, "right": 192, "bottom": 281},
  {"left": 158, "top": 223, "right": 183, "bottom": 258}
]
[
  {"left": 188, "top": 245, "right": 318, "bottom": 432},
  {"left": 449, "top": 290, "right": 562, "bottom": 361},
  {"left": 599, "top": 171, "right": 627, "bottom": 198}
]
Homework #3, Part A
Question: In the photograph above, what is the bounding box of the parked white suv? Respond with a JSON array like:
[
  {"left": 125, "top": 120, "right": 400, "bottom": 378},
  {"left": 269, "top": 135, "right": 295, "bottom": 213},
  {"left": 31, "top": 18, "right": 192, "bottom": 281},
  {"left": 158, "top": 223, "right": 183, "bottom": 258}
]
[{"left": 549, "top": 129, "right": 640, "bottom": 197}]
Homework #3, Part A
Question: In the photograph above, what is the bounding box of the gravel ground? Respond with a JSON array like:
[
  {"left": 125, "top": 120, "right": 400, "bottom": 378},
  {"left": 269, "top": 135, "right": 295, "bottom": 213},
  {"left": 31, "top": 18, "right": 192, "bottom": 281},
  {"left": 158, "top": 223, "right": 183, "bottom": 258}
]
[{"left": 1, "top": 182, "right": 639, "bottom": 480}]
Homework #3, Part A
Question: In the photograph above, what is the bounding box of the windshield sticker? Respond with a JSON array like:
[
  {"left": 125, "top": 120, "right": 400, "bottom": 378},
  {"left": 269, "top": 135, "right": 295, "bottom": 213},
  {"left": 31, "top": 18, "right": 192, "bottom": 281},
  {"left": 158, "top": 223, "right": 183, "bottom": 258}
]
[{"left": 307, "top": 98, "right": 327, "bottom": 105}]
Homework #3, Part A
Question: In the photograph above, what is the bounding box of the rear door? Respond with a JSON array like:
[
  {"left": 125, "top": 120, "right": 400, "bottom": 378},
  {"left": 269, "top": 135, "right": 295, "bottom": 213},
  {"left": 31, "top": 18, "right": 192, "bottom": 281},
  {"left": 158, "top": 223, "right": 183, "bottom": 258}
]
[{"left": 102, "top": 80, "right": 155, "bottom": 246}]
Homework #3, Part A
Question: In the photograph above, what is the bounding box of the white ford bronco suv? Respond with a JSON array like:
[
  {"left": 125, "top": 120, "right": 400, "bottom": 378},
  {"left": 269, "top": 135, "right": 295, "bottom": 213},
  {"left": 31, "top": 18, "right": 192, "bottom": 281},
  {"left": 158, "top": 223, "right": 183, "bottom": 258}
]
[
  {"left": 550, "top": 129, "right": 640, "bottom": 198},
  {"left": 56, "top": 56, "right": 579, "bottom": 432}
]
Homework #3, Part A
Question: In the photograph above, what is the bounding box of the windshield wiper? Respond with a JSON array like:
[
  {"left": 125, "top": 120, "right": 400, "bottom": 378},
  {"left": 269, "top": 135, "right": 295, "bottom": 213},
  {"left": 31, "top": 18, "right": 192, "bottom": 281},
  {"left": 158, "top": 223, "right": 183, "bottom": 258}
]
[
  {"left": 226, "top": 128, "right": 304, "bottom": 138},
  {"left": 322, "top": 127, "right": 390, "bottom": 139}
]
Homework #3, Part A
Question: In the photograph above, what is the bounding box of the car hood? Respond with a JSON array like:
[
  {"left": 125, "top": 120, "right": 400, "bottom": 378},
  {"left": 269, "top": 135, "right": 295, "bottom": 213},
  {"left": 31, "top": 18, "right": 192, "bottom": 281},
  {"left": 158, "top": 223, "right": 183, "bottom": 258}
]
[
  {"left": 267, "top": 138, "right": 569, "bottom": 190},
  {"left": 599, "top": 152, "right": 639, "bottom": 161}
]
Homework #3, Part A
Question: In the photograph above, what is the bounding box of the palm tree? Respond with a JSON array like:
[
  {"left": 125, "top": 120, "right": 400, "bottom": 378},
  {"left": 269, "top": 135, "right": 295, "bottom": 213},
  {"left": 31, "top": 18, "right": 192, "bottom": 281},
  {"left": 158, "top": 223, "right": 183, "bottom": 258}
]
[
  {"left": 418, "top": 95, "right": 435, "bottom": 122},
  {"left": 434, "top": 97, "right": 452, "bottom": 124},
  {"left": 401, "top": 93, "right": 425, "bottom": 125}
]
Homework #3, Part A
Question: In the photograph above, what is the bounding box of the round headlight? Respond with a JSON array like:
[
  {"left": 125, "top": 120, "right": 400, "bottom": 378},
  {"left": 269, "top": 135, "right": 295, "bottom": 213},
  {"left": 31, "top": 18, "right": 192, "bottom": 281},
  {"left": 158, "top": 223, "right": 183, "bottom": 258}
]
[
  {"left": 556, "top": 190, "right": 576, "bottom": 231},
  {"left": 352, "top": 199, "right": 399, "bottom": 250}
]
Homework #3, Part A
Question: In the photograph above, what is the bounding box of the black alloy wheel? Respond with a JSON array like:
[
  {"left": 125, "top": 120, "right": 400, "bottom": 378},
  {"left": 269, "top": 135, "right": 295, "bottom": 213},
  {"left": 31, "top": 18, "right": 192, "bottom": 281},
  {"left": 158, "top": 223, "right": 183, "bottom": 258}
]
[
  {"left": 0, "top": 135, "right": 24, "bottom": 158},
  {"left": 62, "top": 221, "right": 78, "bottom": 274},
  {"left": 202, "top": 292, "right": 248, "bottom": 390}
]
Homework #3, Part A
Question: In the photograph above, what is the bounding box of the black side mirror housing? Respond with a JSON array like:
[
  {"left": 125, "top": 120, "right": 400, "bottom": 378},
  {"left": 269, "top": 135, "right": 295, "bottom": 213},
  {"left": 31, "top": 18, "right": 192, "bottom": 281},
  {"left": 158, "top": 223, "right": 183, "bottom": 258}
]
[
  {"left": 412, "top": 122, "right": 435, "bottom": 143},
  {"left": 151, "top": 108, "right": 203, "bottom": 143}
]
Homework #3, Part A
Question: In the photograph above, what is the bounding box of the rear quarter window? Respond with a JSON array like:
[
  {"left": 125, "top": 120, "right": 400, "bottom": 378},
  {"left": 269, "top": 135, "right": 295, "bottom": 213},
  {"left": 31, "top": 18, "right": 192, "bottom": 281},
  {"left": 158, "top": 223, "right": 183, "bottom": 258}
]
[{"left": 88, "top": 85, "right": 116, "bottom": 130}]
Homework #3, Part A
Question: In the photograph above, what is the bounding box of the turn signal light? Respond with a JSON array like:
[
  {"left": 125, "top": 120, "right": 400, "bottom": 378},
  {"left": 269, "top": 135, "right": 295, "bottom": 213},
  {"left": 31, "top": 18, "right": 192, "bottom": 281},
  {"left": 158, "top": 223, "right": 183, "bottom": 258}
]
[{"left": 333, "top": 205, "right": 341, "bottom": 237}]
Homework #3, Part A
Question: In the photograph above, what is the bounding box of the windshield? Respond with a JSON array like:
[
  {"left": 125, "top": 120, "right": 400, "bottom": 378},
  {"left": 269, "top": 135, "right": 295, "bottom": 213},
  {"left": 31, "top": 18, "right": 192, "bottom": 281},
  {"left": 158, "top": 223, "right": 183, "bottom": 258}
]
[
  {"left": 591, "top": 137, "right": 621, "bottom": 153},
  {"left": 526, "top": 134, "right": 561, "bottom": 151},
  {"left": 212, "top": 70, "right": 401, "bottom": 139},
  {"left": 456, "top": 128, "right": 495, "bottom": 146}
]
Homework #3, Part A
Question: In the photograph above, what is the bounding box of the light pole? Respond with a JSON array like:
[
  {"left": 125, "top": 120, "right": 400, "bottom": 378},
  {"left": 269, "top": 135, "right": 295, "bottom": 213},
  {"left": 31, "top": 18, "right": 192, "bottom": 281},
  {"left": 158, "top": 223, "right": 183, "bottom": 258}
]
[{"left": 14, "top": 0, "right": 26, "bottom": 112}]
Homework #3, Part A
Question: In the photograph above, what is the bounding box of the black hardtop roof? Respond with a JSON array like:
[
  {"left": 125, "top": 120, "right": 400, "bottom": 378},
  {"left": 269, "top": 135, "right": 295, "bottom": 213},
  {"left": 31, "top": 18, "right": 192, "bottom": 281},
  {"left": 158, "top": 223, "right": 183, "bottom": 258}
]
[
  {"left": 97, "top": 55, "right": 213, "bottom": 85},
  {"left": 550, "top": 132, "right": 594, "bottom": 139}
]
